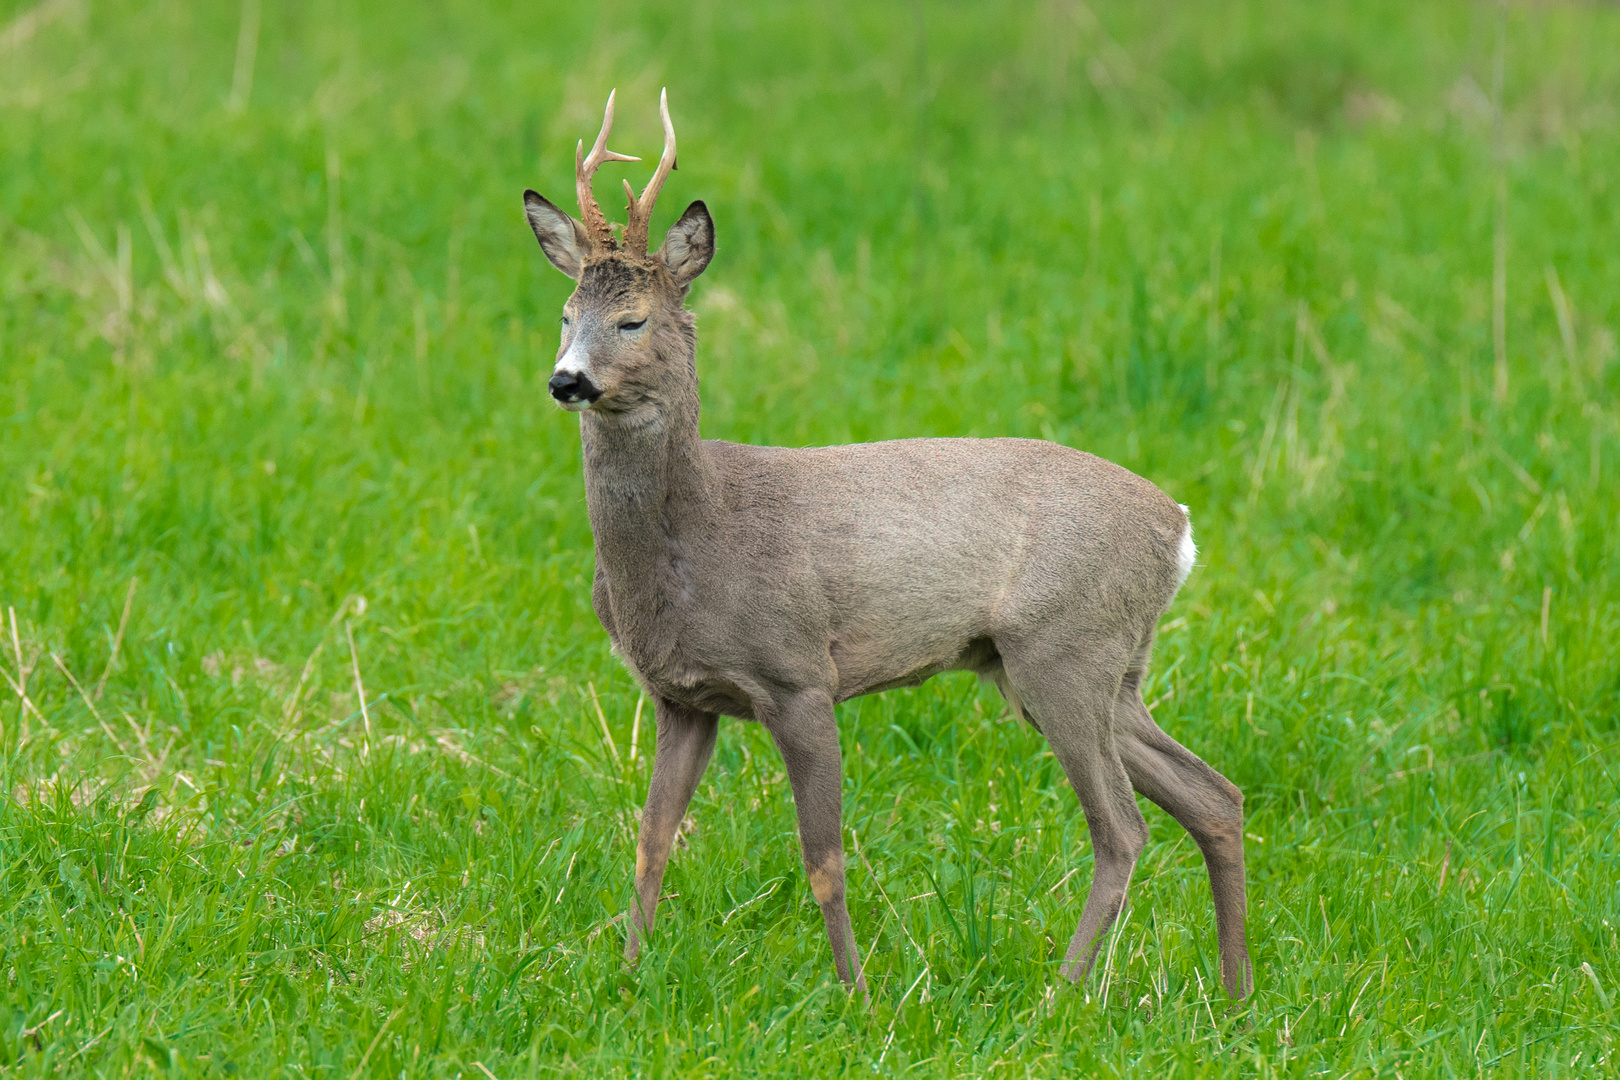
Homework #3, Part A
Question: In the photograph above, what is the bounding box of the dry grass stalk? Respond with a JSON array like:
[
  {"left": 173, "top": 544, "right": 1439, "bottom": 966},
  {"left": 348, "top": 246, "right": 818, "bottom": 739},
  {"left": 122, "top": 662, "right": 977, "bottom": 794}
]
[
  {"left": 346, "top": 622, "right": 372, "bottom": 759},
  {"left": 94, "top": 577, "right": 138, "bottom": 701}
]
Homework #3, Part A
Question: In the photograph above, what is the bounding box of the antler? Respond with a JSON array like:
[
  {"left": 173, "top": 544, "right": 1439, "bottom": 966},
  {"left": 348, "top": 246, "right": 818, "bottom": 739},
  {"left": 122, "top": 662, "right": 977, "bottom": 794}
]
[
  {"left": 575, "top": 89, "right": 641, "bottom": 247},
  {"left": 622, "top": 87, "right": 677, "bottom": 255}
]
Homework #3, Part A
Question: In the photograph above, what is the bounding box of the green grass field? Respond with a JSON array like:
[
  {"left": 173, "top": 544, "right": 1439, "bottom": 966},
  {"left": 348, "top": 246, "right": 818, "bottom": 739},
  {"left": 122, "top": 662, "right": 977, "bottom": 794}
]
[{"left": 3, "top": 0, "right": 1619, "bottom": 1074}]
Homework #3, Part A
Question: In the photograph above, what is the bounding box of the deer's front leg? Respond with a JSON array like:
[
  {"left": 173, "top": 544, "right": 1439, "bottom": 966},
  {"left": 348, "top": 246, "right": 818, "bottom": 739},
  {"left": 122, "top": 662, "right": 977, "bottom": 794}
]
[
  {"left": 766, "top": 689, "right": 867, "bottom": 994},
  {"left": 624, "top": 697, "right": 718, "bottom": 964}
]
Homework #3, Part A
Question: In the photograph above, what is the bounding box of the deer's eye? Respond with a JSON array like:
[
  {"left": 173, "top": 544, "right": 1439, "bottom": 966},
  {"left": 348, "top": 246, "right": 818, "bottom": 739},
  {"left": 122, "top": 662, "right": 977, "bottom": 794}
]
[
  {"left": 560, "top": 315, "right": 571, "bottom": 327},
  {"left": 619, "top": 318, "right": 646, "bottom": 332}
]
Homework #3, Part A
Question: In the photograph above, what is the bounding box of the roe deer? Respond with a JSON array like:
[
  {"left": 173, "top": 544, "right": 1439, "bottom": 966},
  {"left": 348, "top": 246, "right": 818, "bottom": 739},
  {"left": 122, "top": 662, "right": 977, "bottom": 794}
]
[{"left": 522, "top": 89, "right": 1253, "bottom": 999}]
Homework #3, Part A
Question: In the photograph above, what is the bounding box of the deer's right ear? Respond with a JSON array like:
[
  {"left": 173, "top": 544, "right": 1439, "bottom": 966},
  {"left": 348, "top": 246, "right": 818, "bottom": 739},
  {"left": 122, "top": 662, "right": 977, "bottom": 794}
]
[{"left": 524, "top": 190, "right": 590, "bottom": 279}]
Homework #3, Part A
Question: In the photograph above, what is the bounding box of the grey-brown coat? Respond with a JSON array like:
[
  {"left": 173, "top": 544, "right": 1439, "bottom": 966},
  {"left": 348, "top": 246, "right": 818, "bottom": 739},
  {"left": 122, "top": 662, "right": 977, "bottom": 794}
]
[{"left": 522, "top": 90, "right": 1253, "bottom": 999}]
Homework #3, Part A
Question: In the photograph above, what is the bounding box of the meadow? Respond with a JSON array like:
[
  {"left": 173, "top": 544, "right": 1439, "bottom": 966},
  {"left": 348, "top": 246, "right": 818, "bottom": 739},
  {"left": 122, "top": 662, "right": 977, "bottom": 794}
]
[{"left": 2, "top": 0, "right": 1619, "bottom": 1074}]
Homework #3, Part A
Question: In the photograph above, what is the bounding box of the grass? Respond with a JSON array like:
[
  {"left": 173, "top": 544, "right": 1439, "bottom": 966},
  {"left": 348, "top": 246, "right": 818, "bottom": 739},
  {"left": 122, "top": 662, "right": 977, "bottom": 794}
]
[{"left": 2, "top": 0, "right": 1619, "bottom": 1074}]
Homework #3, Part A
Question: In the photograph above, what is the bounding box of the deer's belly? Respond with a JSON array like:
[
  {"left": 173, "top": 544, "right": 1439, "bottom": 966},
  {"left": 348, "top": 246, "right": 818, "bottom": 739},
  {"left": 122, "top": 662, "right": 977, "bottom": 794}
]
[{"left": 830, "top": 633, "right": 1000, "bottom": 702}]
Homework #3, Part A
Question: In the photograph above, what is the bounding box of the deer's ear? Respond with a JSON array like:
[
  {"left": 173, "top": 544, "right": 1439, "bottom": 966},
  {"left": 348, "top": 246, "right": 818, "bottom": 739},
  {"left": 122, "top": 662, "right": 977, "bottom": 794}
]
[
  {"left": 524, "top": 190, "right": 590, "bottom": 279},
  {"left": 659, "top": 201, "right": 714, "bottom": 286}
]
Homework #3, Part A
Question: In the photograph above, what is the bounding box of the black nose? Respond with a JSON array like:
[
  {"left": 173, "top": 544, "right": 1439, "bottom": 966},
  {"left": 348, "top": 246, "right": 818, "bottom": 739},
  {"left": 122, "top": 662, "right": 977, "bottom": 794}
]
[{"left": 549, "top": 371, "right": 600, "bottom": 404}]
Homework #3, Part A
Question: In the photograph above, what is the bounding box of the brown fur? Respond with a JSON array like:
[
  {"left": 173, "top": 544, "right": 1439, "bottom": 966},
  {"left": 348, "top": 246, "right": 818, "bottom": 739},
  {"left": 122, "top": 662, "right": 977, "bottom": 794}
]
[{"left": 522, "top": 173, "right": 1253, "bottom": 1000}]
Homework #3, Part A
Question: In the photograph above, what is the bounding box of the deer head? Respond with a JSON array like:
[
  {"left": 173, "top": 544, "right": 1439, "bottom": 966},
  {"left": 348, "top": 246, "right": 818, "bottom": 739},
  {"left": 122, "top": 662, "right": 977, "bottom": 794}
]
[{"left": 524, "top": 89, "right": 715, "bottom": 413}]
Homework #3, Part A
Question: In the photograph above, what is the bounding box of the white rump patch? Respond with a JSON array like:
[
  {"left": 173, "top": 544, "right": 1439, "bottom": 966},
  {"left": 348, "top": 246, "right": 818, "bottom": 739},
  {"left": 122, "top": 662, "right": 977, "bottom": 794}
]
[{"left": 1175, "top": 505, "right": 1197, "bottom": 588}]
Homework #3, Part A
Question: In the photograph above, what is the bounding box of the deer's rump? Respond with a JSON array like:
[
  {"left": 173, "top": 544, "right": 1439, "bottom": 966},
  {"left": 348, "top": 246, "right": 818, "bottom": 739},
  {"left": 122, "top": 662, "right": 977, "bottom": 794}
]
[{"left": 700, "top": 436, "right": 1190, "bottom": 703}]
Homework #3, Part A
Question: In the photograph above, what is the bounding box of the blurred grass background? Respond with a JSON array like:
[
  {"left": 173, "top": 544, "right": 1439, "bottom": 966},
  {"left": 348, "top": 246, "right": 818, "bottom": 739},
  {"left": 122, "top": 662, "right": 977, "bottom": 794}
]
[{"left": 2, "top": 0, "right": 1619, "bottom": 1075}]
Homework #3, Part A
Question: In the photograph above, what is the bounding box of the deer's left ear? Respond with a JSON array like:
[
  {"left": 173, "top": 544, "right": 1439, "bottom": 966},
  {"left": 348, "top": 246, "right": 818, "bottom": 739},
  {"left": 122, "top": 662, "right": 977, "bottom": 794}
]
[{"left": 658, "top": 201, "right": 714, "bottom": 286}]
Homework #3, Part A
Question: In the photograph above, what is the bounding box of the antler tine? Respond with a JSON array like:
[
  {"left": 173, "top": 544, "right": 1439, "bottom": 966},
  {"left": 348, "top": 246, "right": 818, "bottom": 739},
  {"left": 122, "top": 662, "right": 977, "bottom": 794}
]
[
  {"left": 575, "top": 89, "right": 641, "bottom": 247},
  {"left": 623, "top": 87, "right": 678, "bottom": 254}
]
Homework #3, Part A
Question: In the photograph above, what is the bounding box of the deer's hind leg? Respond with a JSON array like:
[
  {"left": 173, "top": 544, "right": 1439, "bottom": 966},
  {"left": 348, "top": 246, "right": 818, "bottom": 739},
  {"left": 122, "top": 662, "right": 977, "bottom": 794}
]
[
  {"left": 1000, "top": 636, "right": 1147, "bottom": 985},
  {"left": 1114, "top": 672, "right": 1253, "bottom": 998}
]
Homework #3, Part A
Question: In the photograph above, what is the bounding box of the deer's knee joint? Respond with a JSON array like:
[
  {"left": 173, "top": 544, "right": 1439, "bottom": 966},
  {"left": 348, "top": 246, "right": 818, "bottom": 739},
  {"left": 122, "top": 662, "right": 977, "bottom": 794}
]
[
  {"left": 635, "top": 833, "right": 675, "bottom": 880},
  {"left": 1094, "top": 821, "right": 1148, "bottom": 864},
  {"left": 806, "top": 854, "right": 845, "bottom": 906},
  {"left": 1185, "top": 795, "right": 1245, "bottom": 856}
]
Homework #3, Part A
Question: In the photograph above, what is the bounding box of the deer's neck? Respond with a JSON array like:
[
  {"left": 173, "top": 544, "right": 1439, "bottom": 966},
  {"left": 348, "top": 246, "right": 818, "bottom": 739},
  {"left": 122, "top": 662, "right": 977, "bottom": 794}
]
[{"left": 579, "top": 377, "right": 711, "bottom": 662}]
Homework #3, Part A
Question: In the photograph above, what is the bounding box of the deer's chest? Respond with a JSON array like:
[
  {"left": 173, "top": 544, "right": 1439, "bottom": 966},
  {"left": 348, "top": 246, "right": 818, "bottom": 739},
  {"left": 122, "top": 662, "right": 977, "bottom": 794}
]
[
  {"left": 593, "top": 564, "right": 758, "bottom": 719},
  {"left": 612, "top": 632, "right": 757, "bottom": 720}
]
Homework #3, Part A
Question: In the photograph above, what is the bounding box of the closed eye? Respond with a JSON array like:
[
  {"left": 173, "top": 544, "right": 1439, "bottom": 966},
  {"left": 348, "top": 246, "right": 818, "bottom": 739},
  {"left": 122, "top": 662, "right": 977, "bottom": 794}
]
[{"left": 619, "top": 318, "right": 646, "bottom": 331}]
